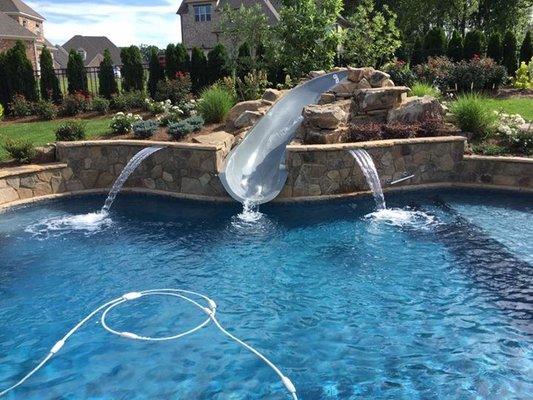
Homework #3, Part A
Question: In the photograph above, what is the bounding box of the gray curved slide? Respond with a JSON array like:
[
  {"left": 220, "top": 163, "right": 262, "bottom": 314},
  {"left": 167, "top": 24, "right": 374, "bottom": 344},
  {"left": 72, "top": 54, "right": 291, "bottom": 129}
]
[{"left": 220, "top": 70, "right": 349, "bottom": 204}]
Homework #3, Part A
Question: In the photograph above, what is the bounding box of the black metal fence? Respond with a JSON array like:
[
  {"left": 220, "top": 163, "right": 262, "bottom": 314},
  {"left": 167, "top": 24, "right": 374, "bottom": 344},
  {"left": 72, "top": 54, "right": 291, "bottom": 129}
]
[{"left": 34, "top": 64, "right": 149, "bottom": 97}]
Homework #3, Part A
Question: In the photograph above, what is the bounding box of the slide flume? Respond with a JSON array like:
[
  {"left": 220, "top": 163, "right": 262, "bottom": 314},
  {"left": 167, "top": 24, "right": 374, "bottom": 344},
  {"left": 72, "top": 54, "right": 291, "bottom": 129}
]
[{"left": 220, "top": 70, "right": 348, "bottom": 204}]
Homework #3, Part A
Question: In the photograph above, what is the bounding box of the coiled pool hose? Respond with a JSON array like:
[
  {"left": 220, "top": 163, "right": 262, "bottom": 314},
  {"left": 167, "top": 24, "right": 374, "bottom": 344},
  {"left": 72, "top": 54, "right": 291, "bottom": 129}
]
[{"left": 0, "top": 289, "right": 298, "bottom": 399}]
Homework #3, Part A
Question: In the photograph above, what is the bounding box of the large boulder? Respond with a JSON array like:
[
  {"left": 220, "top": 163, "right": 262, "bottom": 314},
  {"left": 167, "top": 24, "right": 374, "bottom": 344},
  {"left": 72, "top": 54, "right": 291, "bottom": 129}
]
[
  {"left": 233, "top": 110, "right": 263, "bottom": 129},
  {"left": 192, "top": 131, "right": 235, "bottom": 152},
  {"left": 262, "top": 88, "right": 283, "bottom": 103},
  {"left": 302, "top": 103, "right": 348, "bottom": 130},
  {"left": 347, "top": 67, "right": 374, "bottom": 83},
  {"left": 353, "top": 87, "right": 410, "bottom": 113},
  {"left": 226, "top": 100, "right": 263, "bottom": 130},
  {"left": 368, "top": 70, "right": 391, "bottom": 87},
  {"left": 305, "top": 128, "right": 345, "bottom": 144},
  {"left": 387, "top": 96, "right": 445, "bottom": 124}
]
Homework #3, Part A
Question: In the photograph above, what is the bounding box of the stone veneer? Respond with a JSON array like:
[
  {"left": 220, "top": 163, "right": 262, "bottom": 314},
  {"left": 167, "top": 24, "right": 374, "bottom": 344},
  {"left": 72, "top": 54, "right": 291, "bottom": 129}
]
[{"left": 1, "top": 137, "right": 532, "bottom": 208}]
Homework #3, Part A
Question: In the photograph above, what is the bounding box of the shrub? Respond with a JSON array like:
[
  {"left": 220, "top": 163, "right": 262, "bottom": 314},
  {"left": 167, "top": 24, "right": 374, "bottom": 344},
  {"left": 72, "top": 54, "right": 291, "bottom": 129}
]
[
  {"left": 450, "top": 94, "right": 497, "bottom": 141},
  {"left": 450, "top": 56, "right": 507, "bottom": 92},
  {"left": 519, "top": 31, "right": 532, "bottom": 63},
  {"left": 414, "top": 56, "right": 454, "bottom": 89},
  {"left": 8, "top": 94, "right": 33, "bottom": 117},
  {"left": 190, "top": 47, "right": 208, "bottom": 93},
  {"left": 236, "top": 70, "right": 269, "bottom": 101},
  {"left": 110, "top": 112, "right": 142, "bottom": 134},
  {"left": 197, "top": 85, "right": 235, "bottom": 123},
  {"left": 55, "top": 120, "right": 86, "bottom": 141},
  {"left": 207, "top": 43, "right": 230, "bottom": 85},
  {"left": 1, "top": 137, "right": 36, "bottom": 163},
  {"left": 423, "top": 27, "right": 447, "bottom": 58},
  {"left": 154, "top": 74, "right": 191, "bottom": 104},
  {"left": 471, "top": 143, "right": 507, "bottom": 156},
  {"left": 502, "top": 129, "right": 532, "bottom": 156},
  {"left": 514, "top": 61, "right": 532, "bottom": 89},
  {"left": 346, "top": 123, "right": 382, "bottom": 142},
  {"left": 382, "top": 60, "right": 416, "bottom": 86},
  {"left": 419, "top": 117, "right": 444, "bottom": 137},
  {"left": 0, "top": 104, "right": 3, "bottom": 120},
  {"left": 463, "top": 30, "right": 485, "bottom": 60},
  {"left": 34, "top": 100, "right": 58, "bottom": 120},
  {"left": 502, "top": 31, "right": 518, "bottom": 75},
  {"left": 486, "top": 33, "right": 502, "bottom": 63},
  {"left": 381, "top": 122, "right": 418, "bottom": 139},
  {"left": 92, "top": 96, "right": 111, "bottom": 114},
  {"left": 168, "top": 115, "right": 204, "bottom": 140},
  {"left": 447, "top": 31, "right": 463, "bottom": 62},
  {"left": 98, "top": 49, "right": 119, "bottom": 99},
  {"left": 66, "top": 50, "right": 88, "bottom": 94},
  {"left": 61, "top": 92, "right": 91, "bottom": 116},
  {"left": 410, "top": 82, "right": 440, "bottom": 98},
  {"left": 411, "top": 36, "right": 424, "bottom": 65},
  {"left": 497, "top": 112, "right": 531, "bottom": 156},
  {"left": 111, "top": 91, "right": 145, "bottom": 111},
  {"left": 132, "top": 120, "right": 159, "bottom": 139},
  {"left": 159, "top": 111, "right": 183, "bottom": 127}
]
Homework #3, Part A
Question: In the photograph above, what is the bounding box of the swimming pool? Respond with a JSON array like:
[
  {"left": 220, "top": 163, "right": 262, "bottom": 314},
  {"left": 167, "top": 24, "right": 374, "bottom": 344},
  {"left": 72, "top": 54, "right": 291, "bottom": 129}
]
[{"left": 0, "top": 189, "right": 531, "bottom": 399}]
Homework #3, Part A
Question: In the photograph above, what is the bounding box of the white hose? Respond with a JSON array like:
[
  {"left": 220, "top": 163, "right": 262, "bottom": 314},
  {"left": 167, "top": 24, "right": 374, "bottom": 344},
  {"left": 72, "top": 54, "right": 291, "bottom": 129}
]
[{"left": 0, "top": 289, "right": 298, "bottom": 399}]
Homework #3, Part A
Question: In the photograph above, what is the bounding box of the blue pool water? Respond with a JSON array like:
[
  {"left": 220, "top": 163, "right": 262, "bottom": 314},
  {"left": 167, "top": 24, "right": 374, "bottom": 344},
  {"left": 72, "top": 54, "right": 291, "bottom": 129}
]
[{"left": 0, "top": 189, "right": 531, "bottom": 399}]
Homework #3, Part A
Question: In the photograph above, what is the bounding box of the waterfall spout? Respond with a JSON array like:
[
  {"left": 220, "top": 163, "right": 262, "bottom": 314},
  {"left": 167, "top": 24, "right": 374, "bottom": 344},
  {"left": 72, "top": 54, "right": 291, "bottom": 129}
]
[
  {"left": 349, "top": 149, "right": 386, "bottom": 210},
  {"left": 102, "top": 146, "right": 164, "bottom": 212}
]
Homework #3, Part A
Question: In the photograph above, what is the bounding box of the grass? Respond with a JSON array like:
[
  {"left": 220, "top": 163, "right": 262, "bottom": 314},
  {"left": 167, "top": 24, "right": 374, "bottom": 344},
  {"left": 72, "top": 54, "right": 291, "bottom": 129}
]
[
  {"left": 476, "top": 98, "right": 533, "bottom": 121},
  {"left": 449, "top": 94, "right": 498, "bottom": 141},
  {"left": 410, "top": 82, "right": 440, "bottom": 98},
  {"left": 0, "top": 117, "right": 112, "bottom": 161}
]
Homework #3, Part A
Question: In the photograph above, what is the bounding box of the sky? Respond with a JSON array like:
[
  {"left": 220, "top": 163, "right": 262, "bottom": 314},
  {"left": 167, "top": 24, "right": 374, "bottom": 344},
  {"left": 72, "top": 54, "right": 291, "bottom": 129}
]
[{"left": 27, "top": 0, "right": 182, "bottom": 47}]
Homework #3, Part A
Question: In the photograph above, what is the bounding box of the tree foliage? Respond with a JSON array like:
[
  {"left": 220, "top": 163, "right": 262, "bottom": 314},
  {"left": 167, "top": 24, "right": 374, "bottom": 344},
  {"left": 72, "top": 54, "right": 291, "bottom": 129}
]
[
  {"left": 67, "top": 49, "right": 87, "bottom": 94},
  {"left": 207, "top": 43, "right": 230, "bottom": 85},
  {"left": 502, "top": 30, "right": 518, "bottom": 74},
  {"left": 148, "top": 48, "right": 164, "bottom": 99},
  {"left": 447, "top": 31, "right": 464, "bottom": 61},
  {"left": 120, "top": 45, "right": 145, "bottom": 92},
  {"left": 0, "top": 42, "right": 38, "bottom": 107},
  {"left": 176, "top": 43, "right": 190, "bottom": 73},
  {"left": 519, "top": 30, "right": 532, "bottom": 63},
  {"left": 463, "top": 29, "right": 485, "bottom": 59},
  {"left": 423, "top": 27, "right": 447, "bottom": 58},
  {"left": 343, "top": 0, "right": 401, "bottom": 68},
  {"left": 39, "top": 46, "right": 62, "bottom": 103},
  {"left": 190, "top": 47, "right": 207, "bottom": 93},
  {"left": 98, "top": 49, "right": 118, "bottom": 99},
  {"left": 486, "top": 32, "right": 502, "bottom": 62},
  {"left": 411, "top": 36, "right": 424, "bottom": 65},
  {"left": 165, "top": 44, "right": 178, "bottom": 80}
]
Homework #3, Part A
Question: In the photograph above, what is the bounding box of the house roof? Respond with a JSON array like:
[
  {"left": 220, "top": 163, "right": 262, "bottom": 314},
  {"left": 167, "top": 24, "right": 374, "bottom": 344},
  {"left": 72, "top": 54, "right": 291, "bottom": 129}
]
[
  {"left": 177, "top": 0, "right": 279, "bottom": 24},
  {"left": 0, "top": 11, "right": 37, "bottom": 39},
  {"left": 62, "top": 35, "right": 122, "bottom": 66},
  {"left": 52, "top": 45, "right": 69, "bottom": 68},
  {"left": 0, "top": 0, "right": 44, "bottom": 21}
]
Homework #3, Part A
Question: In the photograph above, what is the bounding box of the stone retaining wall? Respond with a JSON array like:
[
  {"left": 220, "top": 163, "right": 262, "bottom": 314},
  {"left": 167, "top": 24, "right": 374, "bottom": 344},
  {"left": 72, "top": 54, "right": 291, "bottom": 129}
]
[
  {"left": 281, "top": 137, "right": 466, "bottom": 198},
  {"left": 458, "top": 155, "right": 532, "bottom": 190}
]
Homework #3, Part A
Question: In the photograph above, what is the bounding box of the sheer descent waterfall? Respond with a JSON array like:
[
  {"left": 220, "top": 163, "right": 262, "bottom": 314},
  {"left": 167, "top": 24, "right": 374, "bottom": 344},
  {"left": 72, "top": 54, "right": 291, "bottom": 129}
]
[{"left": 349, "top": 149, "right": 386, "bottom": 210}]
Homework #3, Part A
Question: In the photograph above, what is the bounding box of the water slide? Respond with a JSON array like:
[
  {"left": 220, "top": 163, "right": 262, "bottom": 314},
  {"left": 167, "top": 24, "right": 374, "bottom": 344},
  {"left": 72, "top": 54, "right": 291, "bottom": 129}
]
[{"left": 220, "top": 70, "right": 349, "bottom": 204}]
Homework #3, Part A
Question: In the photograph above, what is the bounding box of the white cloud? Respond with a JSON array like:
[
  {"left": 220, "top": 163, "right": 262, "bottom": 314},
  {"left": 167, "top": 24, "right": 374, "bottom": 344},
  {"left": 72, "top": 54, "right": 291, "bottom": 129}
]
[{"left": 27, "top": 0, "right": 182, "bottom": 47}]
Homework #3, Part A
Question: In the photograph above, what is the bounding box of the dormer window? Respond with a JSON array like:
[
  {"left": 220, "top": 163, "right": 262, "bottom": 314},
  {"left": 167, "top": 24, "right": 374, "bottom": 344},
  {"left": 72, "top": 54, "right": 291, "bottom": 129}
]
[
  {"left": 77, "top": 48, "right": 87, "bottom": 61},
  {"left": 22, "top": 19, "right": 27, "bottom": 27},
  {"left": 194, "top": 4, "right": 211, "bottom": 22}
]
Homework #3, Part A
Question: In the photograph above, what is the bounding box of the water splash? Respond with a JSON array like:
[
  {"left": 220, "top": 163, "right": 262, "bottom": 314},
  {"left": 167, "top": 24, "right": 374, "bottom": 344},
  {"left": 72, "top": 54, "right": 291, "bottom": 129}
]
[
  {"left": 237, "top": 201, "right": 263, "bottom": 223},
  {"left": 349, "top": 149, "right": 386, "bottom": 211},
  {"left": 102, "top": 146, "right": 163, "bottom": 212},
  {"left": 365, "top": 207, "right": 437, "bottom": 230}
]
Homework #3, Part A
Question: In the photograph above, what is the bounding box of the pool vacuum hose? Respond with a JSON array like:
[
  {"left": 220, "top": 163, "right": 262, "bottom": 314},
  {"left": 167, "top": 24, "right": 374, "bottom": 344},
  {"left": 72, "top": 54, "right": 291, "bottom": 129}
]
[{"left": 0, "top": 289, "right": 298, "bottom": 399}]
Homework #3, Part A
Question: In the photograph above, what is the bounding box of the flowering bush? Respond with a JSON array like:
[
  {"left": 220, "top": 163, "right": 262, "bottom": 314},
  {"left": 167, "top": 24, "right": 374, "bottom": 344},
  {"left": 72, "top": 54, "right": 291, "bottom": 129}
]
[
  {"left": 8, "top": 94, "right": 33, "bottom": 117},
  {"left": 110, "top": 112, "right": 142, "bottom": 134},
  {"left": 414, "top": 56, "right": 454, "bottom": 90},
  {"left": 496, "top": 111, "right": 531, "bottom": 155},
  {"left": 382, "top": 60, "right": 416, "bottom": 87},
  {"left": 154, "top": 74, "right": 191, "bottom": 104},
  {"left": 61, "top": 92, "right": 92, "bottom": 116}
]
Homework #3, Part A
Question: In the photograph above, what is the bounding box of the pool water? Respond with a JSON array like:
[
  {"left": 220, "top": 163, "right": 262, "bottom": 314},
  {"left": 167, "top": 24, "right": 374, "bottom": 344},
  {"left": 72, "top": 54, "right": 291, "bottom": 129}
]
[{"left": 0, "top": 189, "right": 531, "bottom": 399}]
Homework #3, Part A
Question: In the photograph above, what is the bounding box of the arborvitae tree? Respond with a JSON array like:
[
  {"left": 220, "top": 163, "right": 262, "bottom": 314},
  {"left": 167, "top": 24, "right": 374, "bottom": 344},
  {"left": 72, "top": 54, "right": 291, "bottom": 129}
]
[
  {"left": 447, "top": 31, "right": 463, "bottom": 62},
  {"left": 5, "top": 41, "right": 38, "bottom": 101},
  {"left": 519, "top": 31, "right": 532, "bottom": 63},
  {"left": 121, "top": 45, "right": 145, "bottom": 92},
  {"left": 411, "top": 36, "right": 424, "bottom": 65},
  {"left": 0, "top": 53, "right": 10, "bottom": 108},
  {"left": 486, "top": 33, "right": 502, "bottom": 63},
  {"left": 148, "top": 48, "right": 164, "bottom": 98},
  {"left": 98, "top": 49, "right": 118, "bottom": 99},
  {"left": 39, "top": 46, "right": 62, "bottom": 103},
  {"left": 463, "top": 30, "right": 485, "bottom": 59},
  {"left": 207, "top": 43, "right": 230, "bottom": 84},
  {"left": 502, "top": 31, "right": 518, "bottom": 75},
  {"left": 175, "top": 43, "right": 189, "bottom": 73},
  {"left": 237, "top": 42, "right": 253, "bottom": 78},
  {"left": 67, "top": 49, "right": 87, "bottom": 94},
  {"left": 190, "top": 47, "right": 207, "bottom": 93},
  {"left": 165, "top": 44, "right": 178, "bottom": 80},
  {"left": 423, "top": 27, "right": 446, "bottom": 58}
]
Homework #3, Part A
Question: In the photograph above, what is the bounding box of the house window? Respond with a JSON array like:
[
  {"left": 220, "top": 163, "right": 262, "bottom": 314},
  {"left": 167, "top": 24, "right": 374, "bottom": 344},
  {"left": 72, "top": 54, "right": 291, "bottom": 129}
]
[
  {"left": 194, "top": 4, "right": 211, "bottom": 22},
  {"left": 77, "top": 48, "right": 87, "bottom": 61},
  {"left": 22, "top": 19, "right": 27, "bottom": 27}
]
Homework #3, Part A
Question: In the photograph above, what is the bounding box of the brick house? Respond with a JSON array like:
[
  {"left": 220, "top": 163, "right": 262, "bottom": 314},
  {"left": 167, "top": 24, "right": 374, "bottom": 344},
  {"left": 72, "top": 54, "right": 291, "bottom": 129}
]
[
  {"left": 177, "top": 0, "right": 280, "bottom": 52},
  {"left": 0, "top": 0, "right": 55, "bottom": 69}
]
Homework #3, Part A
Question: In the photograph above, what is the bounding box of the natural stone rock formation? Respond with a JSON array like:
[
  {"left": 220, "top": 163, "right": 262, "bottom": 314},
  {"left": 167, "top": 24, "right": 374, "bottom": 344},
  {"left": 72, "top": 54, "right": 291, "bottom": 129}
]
[
  {"left": 308, "top": 70, "right": 326, "bottom": 79},
  {"left": 352, "top": 87, "right": 410, "bottom": 113},
  {"left": 368, "top": 70, "right": 391, "bottom": 87},
  {"left": 192, "top": 131, "right": 235, "bottom": 152},
  {"left": 318, "top": 92, "right": 336, "bottom": 105},
  {"left": 302, "top": 103, "right": 348, "bottom": 130},
  {"left": 262, "top": 88, "right": 283, "bottom": 102},
  {"left": 225, "top": 100, "right": 264, "bottom": 130},
  {"left": 233, "top": 110, "right": 263, "bottom": 129},
  {"left": 347, "top": 67, "right": 374, "bottom": 83},
  {"left": 387, "top": 96, "right": 445, "bottom": 124}
]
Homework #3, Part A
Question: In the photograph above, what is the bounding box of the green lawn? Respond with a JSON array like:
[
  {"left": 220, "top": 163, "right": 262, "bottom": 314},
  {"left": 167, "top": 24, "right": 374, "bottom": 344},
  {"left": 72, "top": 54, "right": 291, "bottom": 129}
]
[
  {"left": 0, "top": 117, "right": 112, "bottom": 161},
  {"left": 479, "top": 98, "right": 533, "bottom": 121}
]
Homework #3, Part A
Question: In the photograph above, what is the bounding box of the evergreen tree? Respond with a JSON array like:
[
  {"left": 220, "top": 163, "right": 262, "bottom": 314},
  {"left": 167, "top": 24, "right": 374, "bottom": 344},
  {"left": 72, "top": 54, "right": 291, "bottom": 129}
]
[
  {"left": 165, "top": 44, "right": 178, "bottom": 80},
  {"left": 175, "top": 43, "right": 190, "bottom": 73},
  {"left": 411, "top": 36, "right": 424, "bottom": 65},
  {"left": 486, "top": 32, "right": 502, "bottom": 62},
  {"left": 502, "top": 31, "right": 518, "bottom": 75},
  {"left": 67, "top": 49, "right": 87, "bottom": 94},
  {"left": 98, "top": 49, "right": 118, "bottom": 99},
  {"left": 447, "top": 31, "right": 463, "bottom": 62},
  {"left": 5, "top": 41, "right": 38, "bottom": 101},
  {"left": 423, "top": 27, "right": 446, "bottom": 58},
  {"left": 463, "top": 30, "right": 485, "bottom": 59},
  {"left": 39, "top": 46, "right": 62, "bottom": 103},
  {"left": 519, "top": 31, "right": 532, "bottom": 63},
  {"left": 0, "top": 54, "right": 10, "bottom": 109},
  {"left": 190, "top": 47, "right": 207, "bottom": 93},
  {"left": 148, "top": 48, "right": 164, "bottom": 98},
  {"left": 207, "top": 43, "right": 230, "bottom": 84},
  {"left": 121, "top": 45, "right": 145, "bottom": 92},
  {"left": 237, "top": 42, "right": 253, "bottom": 78}
]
